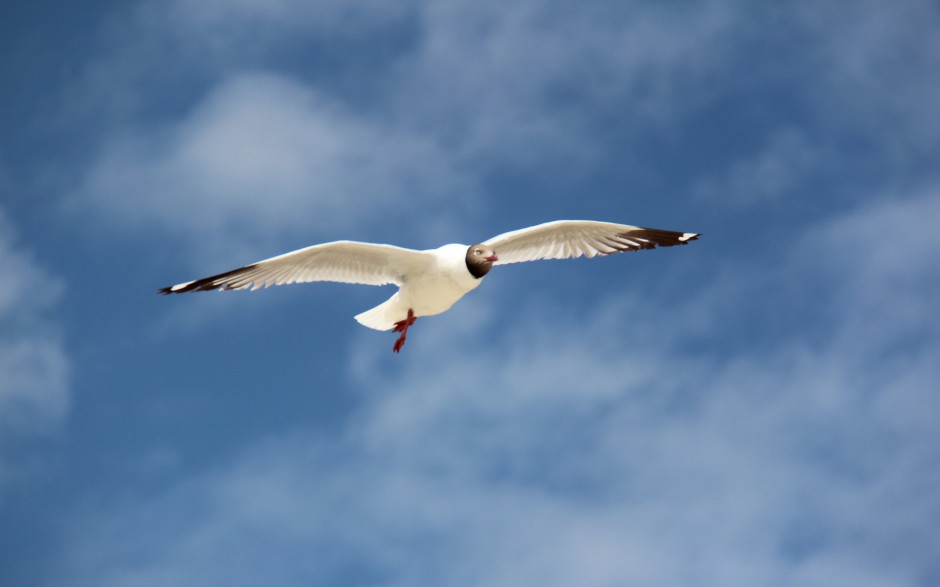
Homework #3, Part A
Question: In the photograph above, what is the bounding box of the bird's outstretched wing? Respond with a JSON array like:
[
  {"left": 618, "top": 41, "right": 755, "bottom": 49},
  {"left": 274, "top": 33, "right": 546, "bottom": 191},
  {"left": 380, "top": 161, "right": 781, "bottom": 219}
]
[
  {"left": 483, "top": 220, "right": 700, "bottom": 265},
  {"left": 159, "top": 241, "right": 434, "bottom": 294}
]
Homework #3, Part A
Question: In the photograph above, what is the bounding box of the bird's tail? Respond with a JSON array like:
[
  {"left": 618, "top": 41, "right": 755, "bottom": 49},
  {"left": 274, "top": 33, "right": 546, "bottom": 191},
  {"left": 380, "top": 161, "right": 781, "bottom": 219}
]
[{"left": 354, "top": 294, "right": 405, "bottom": 331}]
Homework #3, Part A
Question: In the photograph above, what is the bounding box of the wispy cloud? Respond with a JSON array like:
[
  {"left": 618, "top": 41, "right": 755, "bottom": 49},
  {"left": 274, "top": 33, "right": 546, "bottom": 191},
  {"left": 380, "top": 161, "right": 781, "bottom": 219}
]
[
  {"left": 24, "top": 2, "right": 939, "bottom": 583},
  {"left": 56, "top": 189, "right": 939, "bottom": 585},
  {"left": 800, "top": 2, "right": 940, "bottom": 151},
  {"left": 76, "top": 73, "right": 474, "bottom": 266},
  {"left": 70, "top": 0, "right": 940, "bottom": 259},
  {"left": 0, "top": 209, "right": 69, "bottom": 493},
  {"left": 692, "top": 128, "right": 829, "bottom": 204},
  {"left": 392, "top": 1, "right": 737, "bottom": 167},
  {"left": 69, "top": 0, "right": 744, "bottom": 265}
]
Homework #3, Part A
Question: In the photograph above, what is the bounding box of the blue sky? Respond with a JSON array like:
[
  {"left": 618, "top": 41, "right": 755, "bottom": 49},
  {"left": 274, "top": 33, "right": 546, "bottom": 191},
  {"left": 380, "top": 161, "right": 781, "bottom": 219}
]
[{"left": 2, "top": 1, "right": 939, "bottom": 585}]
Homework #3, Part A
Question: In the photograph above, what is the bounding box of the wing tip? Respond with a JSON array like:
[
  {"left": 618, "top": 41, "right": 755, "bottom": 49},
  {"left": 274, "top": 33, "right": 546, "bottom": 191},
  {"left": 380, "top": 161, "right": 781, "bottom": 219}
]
[
  {"left": 158, "top": 264, "right": 259, "bottom": 295},
  {"left": 623, "top": 228, "right": 702, "bottom": 249},
  {"left": 157, "top": 281, "right": 196, "bottom": 295},
  {"left": 158, "top": 280, "right": 217, "bottom": 294}
]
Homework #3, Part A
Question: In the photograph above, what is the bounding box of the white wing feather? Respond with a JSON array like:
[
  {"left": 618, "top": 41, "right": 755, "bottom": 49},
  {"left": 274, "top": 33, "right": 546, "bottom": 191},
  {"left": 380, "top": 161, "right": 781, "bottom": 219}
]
[
  {"left": 483, "top": 220, "right": 699, "bottom": 265},
  {"left": 160, "top": 241, "right": 434, "bottom": 294}
]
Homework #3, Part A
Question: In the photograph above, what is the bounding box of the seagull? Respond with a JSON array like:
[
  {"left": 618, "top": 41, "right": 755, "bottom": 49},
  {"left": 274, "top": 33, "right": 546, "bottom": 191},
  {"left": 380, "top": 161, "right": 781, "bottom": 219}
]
[{"left": 160, "top": 220, "right": 700, "bottom": 352}]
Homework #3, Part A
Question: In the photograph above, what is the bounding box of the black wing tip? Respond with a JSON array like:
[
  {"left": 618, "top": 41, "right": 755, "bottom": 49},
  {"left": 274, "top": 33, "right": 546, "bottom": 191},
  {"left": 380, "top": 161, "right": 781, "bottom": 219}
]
[
  {"left": 158, "top": 264, "right": 259, "bottom": 295},
  {"left": 625, "top": 228, "right": 701, "bottom": 248},
  {"left": 157, "top": 281, "right": 209, "bottom": 295}
]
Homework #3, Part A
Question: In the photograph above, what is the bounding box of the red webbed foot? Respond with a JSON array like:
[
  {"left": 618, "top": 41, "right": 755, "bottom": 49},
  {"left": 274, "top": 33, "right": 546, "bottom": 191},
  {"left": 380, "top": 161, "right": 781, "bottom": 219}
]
[
  {"left": 393, "top": 335, "right": 407, "bottom": 353},
  {"left": 392, "top": 309, "right": 417, "bottom": 353}
]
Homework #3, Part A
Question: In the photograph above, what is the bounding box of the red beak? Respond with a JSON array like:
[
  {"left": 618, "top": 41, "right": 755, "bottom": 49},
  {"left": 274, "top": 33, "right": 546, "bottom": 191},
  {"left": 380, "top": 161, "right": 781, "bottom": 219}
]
[{"left": 486, "top": 254, "right": 499, "bottom": 262}]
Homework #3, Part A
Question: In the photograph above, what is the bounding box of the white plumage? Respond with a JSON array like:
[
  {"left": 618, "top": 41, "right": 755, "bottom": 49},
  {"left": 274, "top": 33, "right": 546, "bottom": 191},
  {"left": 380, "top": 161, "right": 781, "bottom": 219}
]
[
  {"left": 484, "top": 220, "right": 697, "bottom": 263},
  {"left": 160, "top": 220, "right": 700, "bottom": 351}
]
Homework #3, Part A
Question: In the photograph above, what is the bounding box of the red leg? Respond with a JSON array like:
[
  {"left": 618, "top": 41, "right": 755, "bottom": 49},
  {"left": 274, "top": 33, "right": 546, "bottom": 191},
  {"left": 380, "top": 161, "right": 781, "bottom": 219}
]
[{"left": 392, "top": 309, "right": 417, "bottom": 353}]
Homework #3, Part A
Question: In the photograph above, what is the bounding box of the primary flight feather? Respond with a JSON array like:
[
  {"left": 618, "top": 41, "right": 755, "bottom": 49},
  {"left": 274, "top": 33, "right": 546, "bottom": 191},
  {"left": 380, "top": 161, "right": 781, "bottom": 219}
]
[{"left": 160, "top": 220, "right": 700, "bottom": 352}]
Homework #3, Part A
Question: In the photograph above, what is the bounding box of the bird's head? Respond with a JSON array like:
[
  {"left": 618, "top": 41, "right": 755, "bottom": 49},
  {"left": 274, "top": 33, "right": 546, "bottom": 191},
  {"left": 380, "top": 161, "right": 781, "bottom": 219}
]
[{"left": 466, "top": 244, "right": 498, "bottom": 279}]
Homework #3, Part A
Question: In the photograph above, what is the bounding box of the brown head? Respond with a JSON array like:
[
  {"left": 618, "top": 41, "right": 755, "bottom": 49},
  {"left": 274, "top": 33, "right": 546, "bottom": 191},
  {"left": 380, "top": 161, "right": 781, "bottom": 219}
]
[{"left": 465, "top": 244, "right": 498, "bottom": 279}]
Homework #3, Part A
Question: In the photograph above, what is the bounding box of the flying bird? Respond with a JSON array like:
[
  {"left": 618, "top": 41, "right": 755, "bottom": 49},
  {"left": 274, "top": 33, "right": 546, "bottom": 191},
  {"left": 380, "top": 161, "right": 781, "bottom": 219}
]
[{"left": 159, "top": 220, "right": 700, "bottom": 352}]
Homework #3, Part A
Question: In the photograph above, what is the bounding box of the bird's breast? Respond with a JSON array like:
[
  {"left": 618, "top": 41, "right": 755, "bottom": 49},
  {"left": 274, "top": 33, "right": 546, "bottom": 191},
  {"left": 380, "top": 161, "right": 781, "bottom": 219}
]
[{"left": 399, "top": 252, "right": 483, "bottom": 317}]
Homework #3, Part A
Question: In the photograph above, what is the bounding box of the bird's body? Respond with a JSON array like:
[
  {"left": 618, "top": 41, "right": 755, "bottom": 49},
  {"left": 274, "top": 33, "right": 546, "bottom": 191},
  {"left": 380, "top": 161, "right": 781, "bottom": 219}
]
[
  {"left": 354, "top": 243, "right": 485, "bottom": 331},
  {"left": 160, "top": 220, "right": 700, "bottom": 352}
]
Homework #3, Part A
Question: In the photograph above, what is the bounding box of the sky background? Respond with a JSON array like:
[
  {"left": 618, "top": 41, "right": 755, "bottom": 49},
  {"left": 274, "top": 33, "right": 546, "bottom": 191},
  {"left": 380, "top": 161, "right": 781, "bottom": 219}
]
[{"left": 1, "top": 1, "right": 939, "bottom": 585}]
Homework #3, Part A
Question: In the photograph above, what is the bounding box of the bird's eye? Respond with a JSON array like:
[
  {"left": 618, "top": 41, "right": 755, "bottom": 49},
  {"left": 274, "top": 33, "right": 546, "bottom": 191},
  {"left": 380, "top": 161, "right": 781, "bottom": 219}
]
[{"left": 474, "top": 249, "right": 482, "bottom": 255}]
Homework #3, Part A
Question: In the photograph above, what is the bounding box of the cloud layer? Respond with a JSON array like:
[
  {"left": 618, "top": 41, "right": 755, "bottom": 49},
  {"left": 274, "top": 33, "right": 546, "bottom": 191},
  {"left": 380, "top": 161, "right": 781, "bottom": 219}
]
[
  {"left": 78, "top": 72, "right": 473, "bottom": 266},
  {"left": 56, "top": 190, "right": 940, "bottom": 586},
  {"left": 71, "top": 0, "right": 940, "bottom": 258},
  {"left": 0, "top": 209, "right": 69, "bottom": 493},
  {"left": 5, "top": 0, "right": 938, "bottom": 585}
]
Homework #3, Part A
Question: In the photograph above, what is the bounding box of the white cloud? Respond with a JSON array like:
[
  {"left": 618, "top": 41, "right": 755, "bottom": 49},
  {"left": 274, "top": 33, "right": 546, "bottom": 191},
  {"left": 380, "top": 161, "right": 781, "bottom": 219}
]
[
  {"left": 690, "top": 2, "right": 940, "bottom": 206},
  {"left": 0, "top": 209, "right": 70, "bottom": 492},
  {"left": 72, "top": 0, "right": 747, "bottom": 262},
  {"left": 77, "top": 72, "right": 475, "bottom": 267},
  {"left": 19, "top": 1, "right": 939, "bottom": 583},
  {"left": 394, "top": 1, "right": 737, "bottom": 169},
  {"left": 69, "top": 0, "right": 940, "bottom": 253},
  {"left": 56, "top": 190, "right": 939, "bottom": 585},
  {"left": 800, "top": 1, "right": 940, "bottom": 152},
  {"left": 693, "top": 129, "right": 828, "bottom": 204}
]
